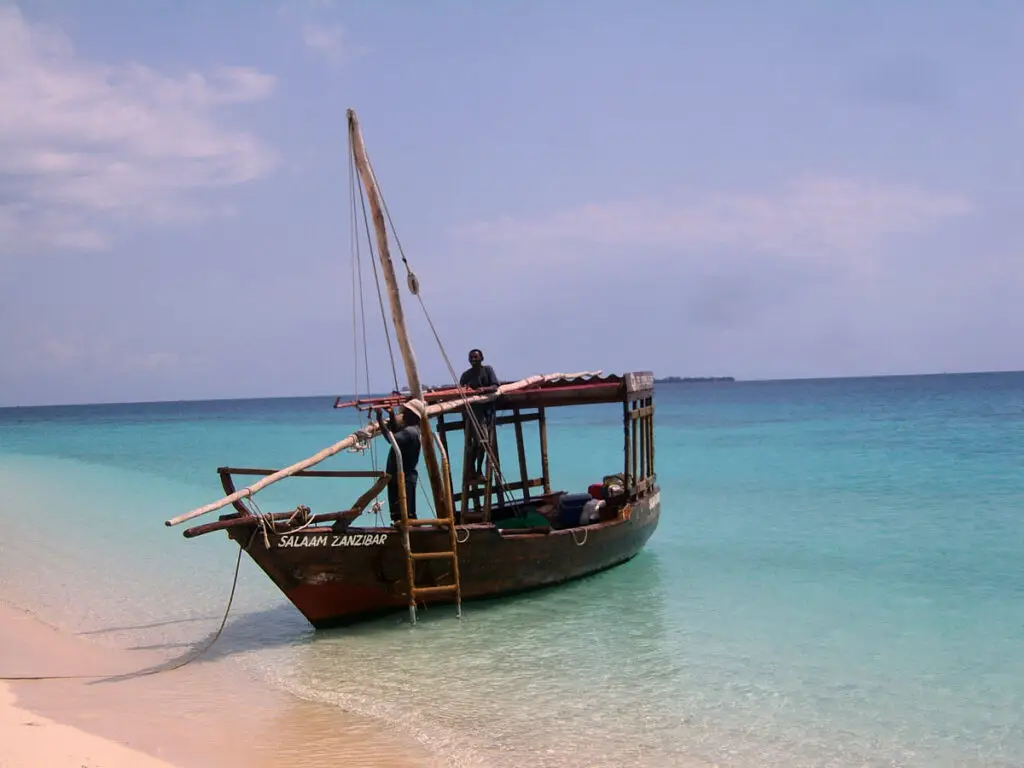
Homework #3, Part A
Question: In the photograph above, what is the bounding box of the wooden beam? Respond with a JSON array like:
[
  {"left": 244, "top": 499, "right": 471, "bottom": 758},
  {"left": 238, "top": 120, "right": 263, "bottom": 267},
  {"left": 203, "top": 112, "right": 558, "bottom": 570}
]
[
  {"left": 513, "top": 407, "right": 531, "bottom": 505},
  {"left": 347, "top": 112, "right": 422, "bottom": 404},
  {"left": 436, "top": 412, "right": 454, "bottom": 510},
  {"left": 631, "top": 399, "right": 638, "bottom": 495},
  {"left": 491, "top": 423, "right": 504, "bottom": 509},
  {"left": 628, "top": 405, "right": 654, "bottom": 420},
  {"left": 538, "top": 407, "right": 551, "bottom": 495},
  {"left": 348, "top": 109, "right": 448, "bottom": 520},
  {"left": 351, "top": 473, "right": 391, "bottom": 516},
  {"left": 639, "top": 401, "right": 646, "bottom": 480},
  {"left": 453, "top": 477, "right": 544, "bottom": 504},
  {"left": 441, "top": 412, "right": 541, "bottom": 431},
  {"left": 646, "top": 396, "right": 655, "bottom": 480},
  {"left": 217, "top": 467, "right": 385, "bottom": 479},
  {"left": 183, "top": 509, "right": 358, "bottom": 539},
  {"left": 622, "top": 399, "right": 630, "bottom": 496}
]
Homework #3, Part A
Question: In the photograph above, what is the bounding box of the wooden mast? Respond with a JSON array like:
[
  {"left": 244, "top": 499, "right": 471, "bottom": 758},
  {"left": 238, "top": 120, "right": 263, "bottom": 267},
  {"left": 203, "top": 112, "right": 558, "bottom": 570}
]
[{"left": 347, "top": 108, "right": 449, "bottom": 518}]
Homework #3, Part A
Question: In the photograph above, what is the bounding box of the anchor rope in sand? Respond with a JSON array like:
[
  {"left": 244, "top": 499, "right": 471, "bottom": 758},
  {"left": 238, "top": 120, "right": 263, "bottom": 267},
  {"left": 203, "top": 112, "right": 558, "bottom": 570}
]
[
  {"left": 0, "top": 491, "right": 348, "bottom": 683},
  {"left": 0, "top": 544, "right": 245, "bottom": 682},
  {"left": 0, "top": 495, "right": 326, "bottom": 683}
]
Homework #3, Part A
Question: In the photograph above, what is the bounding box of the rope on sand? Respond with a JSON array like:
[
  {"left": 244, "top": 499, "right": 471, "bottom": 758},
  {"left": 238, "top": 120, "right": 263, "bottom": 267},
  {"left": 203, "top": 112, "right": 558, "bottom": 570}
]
[{"left": 0, "top": 545, "right": 244, "bottom": 682}]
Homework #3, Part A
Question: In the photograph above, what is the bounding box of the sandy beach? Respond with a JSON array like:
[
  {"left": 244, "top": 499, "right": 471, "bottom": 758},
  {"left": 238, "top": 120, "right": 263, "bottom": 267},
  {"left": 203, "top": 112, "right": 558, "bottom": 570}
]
[
  {"left": 0, "top": 599, "right": 443, "bottom": 768},
  {"left": 0, "top": 681, "right": 181, "bottom": 768}
]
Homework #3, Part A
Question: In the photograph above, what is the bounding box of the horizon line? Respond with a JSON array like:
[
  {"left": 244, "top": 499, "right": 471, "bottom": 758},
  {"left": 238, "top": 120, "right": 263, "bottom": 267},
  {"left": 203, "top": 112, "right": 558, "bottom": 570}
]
[{"left": 2, "top": 367, "right": 1022, "bottom": 410}]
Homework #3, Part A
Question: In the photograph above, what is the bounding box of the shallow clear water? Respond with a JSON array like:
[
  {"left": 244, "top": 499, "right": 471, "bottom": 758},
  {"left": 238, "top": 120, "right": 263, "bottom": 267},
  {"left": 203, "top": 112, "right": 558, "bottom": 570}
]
[{"left": 2, "top": 372, "right": 1022, "bottom": 766}]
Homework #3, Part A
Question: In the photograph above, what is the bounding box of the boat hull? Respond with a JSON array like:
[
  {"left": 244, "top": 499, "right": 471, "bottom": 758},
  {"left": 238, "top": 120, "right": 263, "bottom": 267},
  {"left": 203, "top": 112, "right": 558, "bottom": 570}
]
[{"left": 226, "top": 490, "right": 660, "bottom": 628}]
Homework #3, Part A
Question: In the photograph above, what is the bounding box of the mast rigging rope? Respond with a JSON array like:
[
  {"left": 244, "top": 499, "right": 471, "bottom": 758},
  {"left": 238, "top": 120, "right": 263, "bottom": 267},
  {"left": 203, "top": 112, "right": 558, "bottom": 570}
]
[{"left": 363, "top": 157, "right": 518, "bottom": 509}]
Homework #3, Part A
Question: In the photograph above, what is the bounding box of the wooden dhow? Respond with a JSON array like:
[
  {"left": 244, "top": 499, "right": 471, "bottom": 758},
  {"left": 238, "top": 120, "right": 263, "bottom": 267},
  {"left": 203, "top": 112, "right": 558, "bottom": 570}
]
[{"left": 165, "top": 109, "right": 660, "bottom": 628}]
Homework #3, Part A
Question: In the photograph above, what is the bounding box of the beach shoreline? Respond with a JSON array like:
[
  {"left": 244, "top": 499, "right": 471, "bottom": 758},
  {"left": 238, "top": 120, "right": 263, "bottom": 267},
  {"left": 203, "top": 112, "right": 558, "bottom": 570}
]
[
  {"left": 1, "top": 680, "right": 182, "bottom": 768},
  {"left": 0, "top": 598, "right": 441, "bottom": 768}
]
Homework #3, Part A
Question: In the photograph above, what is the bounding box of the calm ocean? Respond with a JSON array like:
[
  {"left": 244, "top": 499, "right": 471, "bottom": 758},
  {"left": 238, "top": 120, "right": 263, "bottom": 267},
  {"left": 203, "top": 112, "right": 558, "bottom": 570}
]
[{"left": 1, "top": 372, "right": 1022, "bottom": 767}]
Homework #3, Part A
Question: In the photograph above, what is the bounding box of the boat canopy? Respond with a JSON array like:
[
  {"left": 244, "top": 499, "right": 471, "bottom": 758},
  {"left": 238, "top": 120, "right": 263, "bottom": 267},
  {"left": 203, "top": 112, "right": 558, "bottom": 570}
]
[{"left": 334, "top": 371, "right": 655, "bottom": 412}]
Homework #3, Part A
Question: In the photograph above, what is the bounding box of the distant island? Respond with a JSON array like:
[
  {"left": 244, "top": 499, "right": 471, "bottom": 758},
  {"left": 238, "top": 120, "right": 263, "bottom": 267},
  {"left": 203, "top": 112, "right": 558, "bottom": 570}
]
[{"left": 654, "top": 376, "right": 735, "bottom": 384}]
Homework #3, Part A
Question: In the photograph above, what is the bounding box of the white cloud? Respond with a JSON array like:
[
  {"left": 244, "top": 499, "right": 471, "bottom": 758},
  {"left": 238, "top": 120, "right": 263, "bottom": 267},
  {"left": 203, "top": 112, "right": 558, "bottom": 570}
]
[
  {"left": 34, "top": 338, "right": 93, "bottom": 370},
  {"left": 302, "top": 23, "right": 343, "bottom": 65},
  {"left": 18, "top": 333, "right": 200, "bottom": 378},
  {"left": 0, "top": 6, "right": 278, "bottom": 251},
  {"left": 131, "top": 351, "right": 181, "bottom": 373},
  {"left": 276, "top": 1, "right": 364, "bottom": 68},
  {"left": 301, "top": 21, "right": 367, "bottom": 67},
  {"left": 454, "top": 177, "right": 972, "bottom": 268}
]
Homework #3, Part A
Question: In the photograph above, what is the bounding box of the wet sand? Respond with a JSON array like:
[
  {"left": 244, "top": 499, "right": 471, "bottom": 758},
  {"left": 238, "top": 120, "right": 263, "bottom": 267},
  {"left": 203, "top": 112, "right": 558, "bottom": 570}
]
[{"left": 0, "top": 599, "right": 444, "bottom": 768}]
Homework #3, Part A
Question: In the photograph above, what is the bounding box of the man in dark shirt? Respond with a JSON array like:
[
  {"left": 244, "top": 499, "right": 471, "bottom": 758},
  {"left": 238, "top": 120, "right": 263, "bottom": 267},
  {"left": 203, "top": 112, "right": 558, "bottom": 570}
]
[
  {"left": 459, "top": 348, "right": 499, "bottom": 480},
  {"left": 386, "top": 404, "right": 422, "bottom": 523},
  {"left": 460, "top": 349, "right": 498, "bottom": 390}
]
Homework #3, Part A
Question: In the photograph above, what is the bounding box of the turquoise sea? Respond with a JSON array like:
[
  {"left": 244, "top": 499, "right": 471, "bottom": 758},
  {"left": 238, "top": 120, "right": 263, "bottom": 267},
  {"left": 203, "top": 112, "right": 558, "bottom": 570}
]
[{"left": 1, "top": 372, "right": 1022, "bottom": 767}]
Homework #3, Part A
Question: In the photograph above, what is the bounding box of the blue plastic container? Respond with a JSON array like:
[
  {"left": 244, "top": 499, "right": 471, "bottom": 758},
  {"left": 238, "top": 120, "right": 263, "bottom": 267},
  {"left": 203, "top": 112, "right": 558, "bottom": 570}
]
[{"left": 557, "top": 493, "right": 592, "bottom": 527}]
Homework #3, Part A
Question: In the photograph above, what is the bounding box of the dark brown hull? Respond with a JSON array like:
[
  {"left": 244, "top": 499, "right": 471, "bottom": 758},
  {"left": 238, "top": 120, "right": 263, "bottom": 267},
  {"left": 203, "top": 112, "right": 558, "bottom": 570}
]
[{"left": 226, "top": 490, "right": 660, "bottom": 628}]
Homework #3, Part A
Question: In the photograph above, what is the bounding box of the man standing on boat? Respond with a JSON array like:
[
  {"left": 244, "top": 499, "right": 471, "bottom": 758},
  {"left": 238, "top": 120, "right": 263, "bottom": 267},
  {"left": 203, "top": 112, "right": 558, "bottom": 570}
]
[
  {"left": 386, "top": 402, "right": 422, "bottom": 523},
  {"left": 460, "top": 348, "right": 499, "bottom": 480}
]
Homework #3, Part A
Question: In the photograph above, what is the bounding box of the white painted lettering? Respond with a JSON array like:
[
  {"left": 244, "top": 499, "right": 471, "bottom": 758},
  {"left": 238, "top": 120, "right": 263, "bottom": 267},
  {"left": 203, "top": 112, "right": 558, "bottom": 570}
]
[{"left": 276, "top": 532, "right": 390, "bottom": 548}]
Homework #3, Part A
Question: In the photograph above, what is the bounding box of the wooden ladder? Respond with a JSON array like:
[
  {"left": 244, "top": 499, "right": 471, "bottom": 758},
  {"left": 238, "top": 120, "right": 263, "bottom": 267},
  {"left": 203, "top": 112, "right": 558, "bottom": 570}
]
[
  {"left": 397, "top": 487, "right": 462, "bottom": 626},
  {"left": 385, "top": 423, "right": 463, "bottom": 625}
]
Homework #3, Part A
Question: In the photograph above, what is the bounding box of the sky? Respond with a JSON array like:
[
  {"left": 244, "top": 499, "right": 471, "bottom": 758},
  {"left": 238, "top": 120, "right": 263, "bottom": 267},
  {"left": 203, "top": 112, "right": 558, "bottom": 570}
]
[{"left": 1, "top": 1, "right": 1022, "bottom": 406}]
